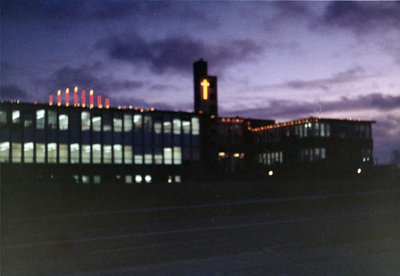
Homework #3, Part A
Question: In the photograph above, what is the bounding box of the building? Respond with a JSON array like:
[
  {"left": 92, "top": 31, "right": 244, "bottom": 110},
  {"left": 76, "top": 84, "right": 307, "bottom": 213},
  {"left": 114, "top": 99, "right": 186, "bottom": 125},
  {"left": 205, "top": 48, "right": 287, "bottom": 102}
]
[{"left": 0, "top": 60, "right": 375, "bottom": 185}]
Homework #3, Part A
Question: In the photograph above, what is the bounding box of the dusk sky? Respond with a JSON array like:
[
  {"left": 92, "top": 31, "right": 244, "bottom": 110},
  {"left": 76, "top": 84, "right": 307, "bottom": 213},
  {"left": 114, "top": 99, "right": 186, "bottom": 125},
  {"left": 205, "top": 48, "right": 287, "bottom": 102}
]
[{"left": 1, "top": 1, "right": 399, "bottom": 163}]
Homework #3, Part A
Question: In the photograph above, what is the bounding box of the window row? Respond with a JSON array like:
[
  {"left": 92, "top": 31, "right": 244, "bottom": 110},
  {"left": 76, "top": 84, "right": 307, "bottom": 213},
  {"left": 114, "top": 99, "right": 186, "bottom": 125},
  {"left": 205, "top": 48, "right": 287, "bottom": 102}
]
[
  {"left": 258, "top": 151, "right": 284, "bottom": 166},
  {"left": 0, "top": 142, "right": 191, "bottom": 165}
]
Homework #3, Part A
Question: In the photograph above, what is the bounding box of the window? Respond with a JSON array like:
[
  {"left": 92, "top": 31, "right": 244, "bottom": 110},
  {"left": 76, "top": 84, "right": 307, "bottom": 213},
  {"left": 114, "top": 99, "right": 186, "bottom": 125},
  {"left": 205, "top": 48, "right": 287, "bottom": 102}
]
[
  {"left": 124, "top": 114, "right": 132, "bottom": 132},
  {"left": 48, "top": 111, "right": 57, "bottom": 129},
  {"left": 125, "top": 175, "right": 133, "bottom": 184},
  {"left": 164, "top": 147, "right": 172, "bottom": 165},
  {"left": 93, "top": 144, "right": 101, "bottom": 163},
  {"left": 59, "top": 114, "right": 68, "bottom": 130},
  {"left": 82, "top": 175, "right": 90, "bottom": 184},
  {"left": 144, "top": 175, "right": 152, "bottom": 183},
  {"left": 124, "top": 145, "right": 132, "bottom": 164},
  {"left": 36, "top": 110, "right": 45, "bottom": 129},
  {"left": 321, "top": 123, "right": 325, "bottom": 137},
  {"left": 191, "top": 117, "right": 200, "bottom": 135},
  {"left": 135, "top": 175, "right": 142, "bottom": 183},
  {"left": 173, "top": 147, "right": 182, "bottom": 165},
  {"left": 134, "top": 155, "right": 143, "bottom": 164},
  {"left": 163, "top": 121, "right": 171, "bottom": 134},
  {"left": 93, "top": 175, "right": 101, "bottom": 184},
  {"left": 92, "top": 116, "right": 101, "bottom": 132},
  {"left": 70, "top": 143, "right": 80, "bottom": 163},
  {"left": 114, "top": 116, "right": 122, "bottom": 132},
  {"left": 173, "top": 118, "right": 181, "bottom": 135},
  {"left": 59, "top": 144, "right": 68, "bottom": 163},
  {"left": 144, "top": 154, "right": 152, "bottom": 164},
  {"left": 103, "top": 145, "right": 112, "bottom": 164},
  {"left": 0, "top": 142, "right": 10, "bottom": 162},
  {"left": 0, "top": 110, "right": 7, "bottom": 124},
  {"left": 47, "top": 143, "right": 57, "bottom": 163},
  {"left": 321, "top": 148, "right": 326, "bottom": 159},
  {"left": 36, "top": 143, "right": 45, "bottom": 163},
  {"left": 154, "top": 121, "right": 162, "bottom": 134},
  {"left": 175, "top": 175, "right": 181, "bottom": 183},
  {"left": 81, "top": 111, "right": 91, "bottom": 131},
  {"left": 12, "top": 110, "right": 20, "bottom": 124},
  {"left": 182, "top": 120, "right": 190, "bottom": 134},
  {"left": 144, "top": 115, "right": 152, "bottom": 133},
  {"left": 114, "top": 144, "right": 122, "bottom": 164},
  {"left": 326, "top": 124, "right": 331, "bottom": 137},
  {"left": 134, "top": 114, "right": 142, "bottom": 131},
  {"left": 82, "top": 144, "right": 91, "bottom": 163}
]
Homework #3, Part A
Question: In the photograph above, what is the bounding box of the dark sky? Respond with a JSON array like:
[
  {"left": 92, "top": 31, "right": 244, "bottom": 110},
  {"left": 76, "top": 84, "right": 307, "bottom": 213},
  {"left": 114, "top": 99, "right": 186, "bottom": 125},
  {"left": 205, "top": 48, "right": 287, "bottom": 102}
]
[{"left": 1, "top": 1, "right": 399, "bottom": 163}]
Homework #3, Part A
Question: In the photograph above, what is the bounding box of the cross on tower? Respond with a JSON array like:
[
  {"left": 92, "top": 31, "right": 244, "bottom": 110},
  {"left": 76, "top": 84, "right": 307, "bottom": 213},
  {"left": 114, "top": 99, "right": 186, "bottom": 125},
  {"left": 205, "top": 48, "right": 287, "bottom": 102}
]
[{"left": 201, "top": 79, "right": 210, "bottom": 100}]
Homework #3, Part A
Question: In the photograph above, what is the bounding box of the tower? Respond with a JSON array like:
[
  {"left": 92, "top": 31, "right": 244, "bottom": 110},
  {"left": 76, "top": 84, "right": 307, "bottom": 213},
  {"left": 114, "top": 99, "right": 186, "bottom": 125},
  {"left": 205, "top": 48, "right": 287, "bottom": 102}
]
[{"left": 194, "top": 59, "right": 218, "bottom": 117}]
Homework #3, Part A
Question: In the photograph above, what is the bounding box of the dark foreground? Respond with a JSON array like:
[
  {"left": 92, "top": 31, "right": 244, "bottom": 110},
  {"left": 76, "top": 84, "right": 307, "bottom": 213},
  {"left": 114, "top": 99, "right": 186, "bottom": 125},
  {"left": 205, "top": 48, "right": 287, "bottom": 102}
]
[{"left": 1, "top": 179, "right": 400, "bottom": 275}]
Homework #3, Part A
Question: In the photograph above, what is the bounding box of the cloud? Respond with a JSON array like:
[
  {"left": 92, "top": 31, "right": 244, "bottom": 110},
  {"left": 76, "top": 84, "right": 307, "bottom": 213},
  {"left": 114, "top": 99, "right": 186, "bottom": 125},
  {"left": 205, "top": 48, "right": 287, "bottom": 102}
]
[
  {"left": 322, "top": 2, "right": 400, "bottom": 34},
  {"left": 223, "top": 93, "right": 400, "bottom": 120},
  {"left": 35, "top": 65, "right": 143, "bottom": 100},
  {"left": 98, "top": 34, "right": 262, "bottom": 74},
  {"left": 0, "top": 85, "right": 27, "bottom": 100}
]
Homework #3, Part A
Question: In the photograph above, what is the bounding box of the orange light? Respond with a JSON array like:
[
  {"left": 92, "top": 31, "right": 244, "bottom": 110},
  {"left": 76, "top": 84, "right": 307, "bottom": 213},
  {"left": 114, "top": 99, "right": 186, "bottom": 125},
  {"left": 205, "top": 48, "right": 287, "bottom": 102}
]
[
  {"left": 105, "top": 98, "right": 110, "bottom": 109},
  {"left": 74, "top": 86, "right": 78, "bottom": 107},
  {"left": 211, "top": 115, "right": 215, "bottom": 119},
  {"left": 82, "top": 89, "right": 86, "bottom": 107},
  {"left": 199, "top": 110, "right": 203, "bottom": 114},
  {"left": 150, "top": 107, "right": 155, "bottom": 111},
  {"left": 65, "top": 88, "right": 69, "bottom": 106},
  {"left": 49, "top": 94, "right": 53, "bottom": 106},
  {"left": 97, "top": 95, "right": 102, "bottom": 108},
  {"left": 201, "top": 79, "right": 210, "bottom": 100},
  {"left": 129, "top": 105, "right": 132, "bottom": 109},
  {"left": 57, "top": 90, "right": 61, "bottom": 106},
  {"left": 89, "top": 90, "right": 94, "bottom": 109}
]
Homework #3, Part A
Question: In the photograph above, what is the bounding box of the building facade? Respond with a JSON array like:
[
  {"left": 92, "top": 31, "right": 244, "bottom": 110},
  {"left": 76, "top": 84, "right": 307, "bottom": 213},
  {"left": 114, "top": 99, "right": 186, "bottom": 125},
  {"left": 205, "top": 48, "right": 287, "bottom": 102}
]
[{"left": 0, "top": 60, "right": 375, "bottom": 184}]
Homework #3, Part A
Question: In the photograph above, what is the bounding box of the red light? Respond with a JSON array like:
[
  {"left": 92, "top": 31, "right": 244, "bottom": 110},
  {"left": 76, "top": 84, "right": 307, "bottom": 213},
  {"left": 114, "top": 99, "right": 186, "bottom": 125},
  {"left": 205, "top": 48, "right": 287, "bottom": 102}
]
[
  {"left": 57, "top": 90, "right": 61, "bottom": 106},
  {"left": 89, "top": 90, "right": 94, "bottom": 109},
  {"left": 97, "top": 95, "right": 102, "bottom": 108},
  {"left": 74, "top": 87, "right": 78, "bottom": 107},
  {"left": 105, "top": 98, "right": 110, "bottom": 109},
  {"left": 82, "top": 89, "right": 86, "bottom": 107},
  {"left": 49, "top": 94, "right": 53, "bottom": 106},
  {"left": 65, "top": 88, "right": 70, "bottom": 106},
  {"left": 34, "top": 101, "right": 37, "bottom": 105}
]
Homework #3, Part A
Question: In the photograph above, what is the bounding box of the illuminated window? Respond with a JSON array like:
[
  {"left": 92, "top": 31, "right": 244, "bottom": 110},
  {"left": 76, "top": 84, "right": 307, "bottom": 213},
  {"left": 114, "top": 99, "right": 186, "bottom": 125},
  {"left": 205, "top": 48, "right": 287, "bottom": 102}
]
[
  {"left": 175, "top": 175, "right": 181, "bottom": 183},
  {"left": 135, "top": 175, "right": 142, "bottom": 183},
  {"left": 48, "top": 111, "right": 57, "bottom": 129},
  {"left": 72, "top": 174, "right": 79, "bottom": 184},
  {"left": 321, "top": 148, "right": 326, "bottom": 159},
  {"left": 114, "top": 144, "right": 122, "bottom": 164},
  {"left": 154, "top": 121, "right": 162, "bottom": 134},
  {"left": 36, "top": 143, "right": 45, "bottom": 163},
  {"left": 321, "top": 123, "right": 325, "bottom": 137},
  {"left": 93, "top": 175, "right": 101, "bottom": 184},
  {"left": 82, "top": 144, "right": 90, "bottom": 163},
  {"left": 103, "top": 113, "right": 112, "bottom": 131},
  {"left": 114, "top": 116, "right": 122, "bottom": 132},
  {"left": 125, "top": 175, "right": 132, "bottom": 184},
  {"left": 24, "top": 116, "right": 33, "bottom": 127},
  {"left": 36, "top": 110, "right": 45, "bottom": 129},
  {"left": 134, "top": 114, "right": 142, "bottom": 131},
  {"left": 163, "top": 147, "right": 172, "bottom": 164},
  {"left": 59, "top": 114, "right": 68, "bottom": 130},
  {"left": 70, "top": 143, "right": 80, "bottom": 164},
  {"left": 22, "top": 140, "right": 33, "bottom": 163},
  {"left": 12, "top": 110, "right": 20, "bottom": 124},
  {"left": 173, "top": 147, "right": 182, "bottom": 165},
  {"left": 124, "top": 114, "right": 132, "bottom": 132},
  {"left": 124, "top": 145, "right": 132, "bottom": 164},
  {"left": 144, "top": 154, "right": 152, "bottom": 164},
  {"left": 92, "top": 116, "right": 101, "bottom": 132},
  {"left": 173, "top": 118, "right": 181, "bottom": 135},
  {"left": 326, "top": 124, "right": 331, "bottom": 137},
  {"left": 103, "top": 145, "right": 112, "bottom": 164},
  {"left": 59, "top": 144, "right": 68, "bottom": 163},
  {"left": 0, "top": 111, "right": 7, "bottom": 124},
  {"left": 0, "top": 142, "right": 10, "bottom": 162},
  {"left": 183, "top": 120, "right": 190, "bottom": 134},
  {"left": 82, "top": 175, "right": 90, "bottom": 184},
  {"left": 144, "top": 115, "right": 152, "bottom": 133},
  {"left": 81, "top": 111, "right": 91, "bottom": 131},
  {"left": 191, "top": 117, "right": 200, "bottom": 135},
  {"left": 93, "top": 144, "right": 101, "bottom": 163},
  {"left": 163, "top": 121, "right": 171, "bottom": 134},
  {"left": 154, "top": 152, "right": 162, "bottom": 164},
  {"left": 315, "top": 123, "right": 320, "bottom": 136},
  {"left": 47, "top": 143, "right": 57, "bottom": 163},
  {"left": 134, "top": 155, "right": 143, "bottom": 164}
]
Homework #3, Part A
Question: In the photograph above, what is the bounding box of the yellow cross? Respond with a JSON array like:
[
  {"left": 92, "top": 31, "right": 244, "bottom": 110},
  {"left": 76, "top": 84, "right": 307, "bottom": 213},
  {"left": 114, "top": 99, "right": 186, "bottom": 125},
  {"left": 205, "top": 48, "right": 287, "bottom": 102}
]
[{"left": 201, "top": 79, "right": 210, "bottom": 100}]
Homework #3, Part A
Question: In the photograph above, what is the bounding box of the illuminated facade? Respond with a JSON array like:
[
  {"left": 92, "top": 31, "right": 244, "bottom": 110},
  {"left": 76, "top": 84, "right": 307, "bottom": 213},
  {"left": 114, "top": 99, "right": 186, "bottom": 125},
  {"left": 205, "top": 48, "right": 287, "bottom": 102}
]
[{"left": 0, "top": 59, "right": 375, "bottom": 184}]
